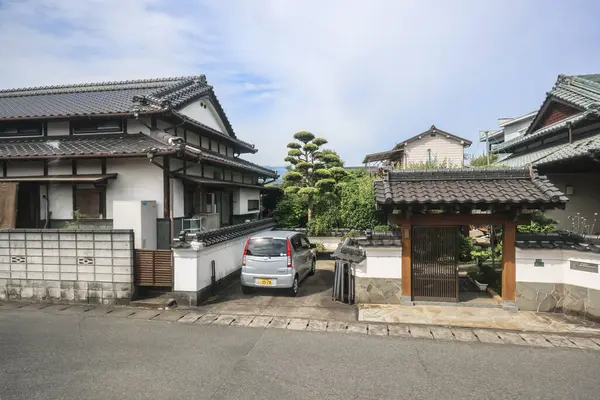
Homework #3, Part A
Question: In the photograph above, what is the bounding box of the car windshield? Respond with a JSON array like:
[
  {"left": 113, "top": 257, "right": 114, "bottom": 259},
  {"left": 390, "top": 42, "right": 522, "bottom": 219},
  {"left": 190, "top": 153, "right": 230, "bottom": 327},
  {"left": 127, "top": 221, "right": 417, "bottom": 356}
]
[{"left": 246, "top": 238, "right": 287, "bottom": 257}]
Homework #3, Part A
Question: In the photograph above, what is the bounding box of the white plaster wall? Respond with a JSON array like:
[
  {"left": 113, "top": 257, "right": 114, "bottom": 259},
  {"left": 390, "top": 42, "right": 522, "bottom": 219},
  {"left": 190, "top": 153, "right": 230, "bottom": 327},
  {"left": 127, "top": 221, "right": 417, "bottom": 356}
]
[
  {"left": 233, "top": 188, "right": 260, "bottom": 215},
  {"left": 178, "top": 99, "right": 227, "bottom": 134},
  {"left": 47, "top": 121, "right": 70, "bottom": 136},
  {"left": 516, "top": 248, "right": 600, "bottom": 290},
  {"left": 363, "top": 248, "right": 402, "bottom": 278},
  {"left": 503, "top": 118, "right": 533, "bottom": 142},
  {"left": 127, "top": 118, "right": 151, "bottom": 134},
  {"left": 227, "top": 147, "right": 234, "bottom": 157},
  {"left": 47, "top": 160, "right": 72, "bottom": 175},
  {"left": 172, "top": 178, "right": 184, "bottom": 218},
  {"left": 6, "top": 161, "right": 44, "bottom": 177},
  {"left": 106, "top": 159, "right": 164, "bottom": 219},
  {"left": 563, "top": 250, "right": 600, "bottom": 291},
  {"left": 544, "top": 172, "right": 600, "bottom": 231},
  {"left": 186, "top": 131, "right": 201, "bottom": 146},
  {"left": 201, "top": 136, "right": 210, "bottom": 149},
  {"left": 76, "top": 159, "right": 101, "bottom": 174},
  {"left": 48, "top": 184, "right": 73, "bottom": 219},
  {"left": 516, "top": 249, "right": 566, "bottom": 284},
  {"left": 173, "top": 228, "right": 274, "bottom": 292},
  {"left": 403, "top": 135, "right": 465, "bottom": 167}
]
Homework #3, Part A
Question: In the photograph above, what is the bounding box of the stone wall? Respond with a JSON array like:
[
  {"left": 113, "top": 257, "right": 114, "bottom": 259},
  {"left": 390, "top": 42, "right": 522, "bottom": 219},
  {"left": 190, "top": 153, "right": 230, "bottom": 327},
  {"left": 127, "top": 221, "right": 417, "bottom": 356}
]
[
  {"left": 0, "top": 229, "right": 134, "bottom": 305},
  {"left": 355, "top": 277, "right": 402, "bottom": 304},
  {"left": 516, "top": 248, "right": 600, "bottom": 321},
  {"left": 516, "top": 282, "right": 600, "bottom": 321}
]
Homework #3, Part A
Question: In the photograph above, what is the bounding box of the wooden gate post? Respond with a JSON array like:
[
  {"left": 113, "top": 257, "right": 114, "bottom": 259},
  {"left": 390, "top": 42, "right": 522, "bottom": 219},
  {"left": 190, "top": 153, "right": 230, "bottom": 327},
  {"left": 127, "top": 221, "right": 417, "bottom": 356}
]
[
  {"left": 401, "top": 223, "right": 412, "bottom": 300},
  {"left": 502, "top": 221, "right": 516, "bottom": 301}
]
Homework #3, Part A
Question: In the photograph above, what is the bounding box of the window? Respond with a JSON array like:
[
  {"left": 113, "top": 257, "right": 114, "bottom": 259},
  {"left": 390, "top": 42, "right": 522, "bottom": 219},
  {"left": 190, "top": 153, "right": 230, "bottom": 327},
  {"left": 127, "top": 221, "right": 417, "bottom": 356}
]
[
  {"left": 290, "top": 235, "right": 302, "bottom": 252},
  {"left": 246, "top": 238, "right": 287, "bottom": 257},
  {"left": 300, "top": 236, "right": 311, "bottom": 249},
  {"left": 0, "top": 121, "right": 43, "bottom": 137},
  {"left": 248, "top": 199, "right": 259, "bottom": 211},
  {"left": 204, "top": 193, "right": 215, "bottom": 213},
  {"left": 71, "top": 118, "right": 123, "bottom": 134},
  {"left": 75, "top": 188, "right": 101, "bottom": 218}
]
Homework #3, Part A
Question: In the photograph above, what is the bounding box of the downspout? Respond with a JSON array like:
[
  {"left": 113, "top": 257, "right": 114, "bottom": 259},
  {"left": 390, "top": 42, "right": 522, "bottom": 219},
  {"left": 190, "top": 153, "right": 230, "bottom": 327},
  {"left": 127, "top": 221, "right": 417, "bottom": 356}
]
[
  {"left": 42, "top": 184, "right": 51, "bottom": 229},
  {"left": 568, "top": 122, "right": 573, "bottom": 144}
]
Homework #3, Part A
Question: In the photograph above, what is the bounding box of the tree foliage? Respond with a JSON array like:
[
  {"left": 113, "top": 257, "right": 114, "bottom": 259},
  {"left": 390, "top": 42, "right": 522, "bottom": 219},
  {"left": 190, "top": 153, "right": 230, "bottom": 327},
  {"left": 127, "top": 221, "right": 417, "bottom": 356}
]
[
  {"left": 281, "top": 131, "right": 346, "bottom": 221},
  {"left": 469, "top": 153, "right": 499, "bottom": 167}
]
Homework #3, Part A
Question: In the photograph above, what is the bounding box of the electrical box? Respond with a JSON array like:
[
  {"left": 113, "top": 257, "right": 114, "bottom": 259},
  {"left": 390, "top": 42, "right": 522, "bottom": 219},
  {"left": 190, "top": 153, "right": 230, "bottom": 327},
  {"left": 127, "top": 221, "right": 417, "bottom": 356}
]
[{"left": 112, "top": 200, "right": 157, "bottom": 250}]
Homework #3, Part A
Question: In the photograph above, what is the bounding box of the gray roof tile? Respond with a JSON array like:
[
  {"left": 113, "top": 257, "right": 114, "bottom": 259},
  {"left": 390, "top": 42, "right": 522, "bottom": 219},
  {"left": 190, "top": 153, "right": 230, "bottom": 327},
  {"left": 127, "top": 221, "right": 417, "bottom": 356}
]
[
  {"left": 499, "top": 133, "right": 600, "bottom": 167},
  {"left": 374, "top": 167, "right": 567, "bottom": 208},
  {"left": 0, "top": 133, "right": 173, "bottom": 158},
  {"left": 0, "top": 75, "right": 256, "bottom": 152},
  {"left": 184, "top": 146, "right": 277, "bottom": 178}
]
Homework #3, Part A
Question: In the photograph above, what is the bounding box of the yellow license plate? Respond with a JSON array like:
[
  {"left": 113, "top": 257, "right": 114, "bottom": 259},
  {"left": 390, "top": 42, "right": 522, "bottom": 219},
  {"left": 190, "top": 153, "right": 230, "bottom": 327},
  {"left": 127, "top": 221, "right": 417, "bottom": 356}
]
[{"left": 258, "top": 279, "right": 272, "bottom": 285}]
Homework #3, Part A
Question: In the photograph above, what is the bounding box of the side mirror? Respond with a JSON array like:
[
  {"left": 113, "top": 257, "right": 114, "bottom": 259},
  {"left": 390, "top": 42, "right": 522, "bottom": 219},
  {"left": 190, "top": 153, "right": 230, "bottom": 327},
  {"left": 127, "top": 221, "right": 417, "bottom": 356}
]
[{"left": 310, "top": 243, "right": 317, "bottom": 249}]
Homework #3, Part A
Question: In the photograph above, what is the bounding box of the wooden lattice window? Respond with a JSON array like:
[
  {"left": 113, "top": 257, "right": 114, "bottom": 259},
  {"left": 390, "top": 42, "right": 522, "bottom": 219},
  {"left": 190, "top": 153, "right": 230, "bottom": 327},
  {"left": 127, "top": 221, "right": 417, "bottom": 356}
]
[{"left": 75, "top": 188, "right": 101, "bottom": 218}]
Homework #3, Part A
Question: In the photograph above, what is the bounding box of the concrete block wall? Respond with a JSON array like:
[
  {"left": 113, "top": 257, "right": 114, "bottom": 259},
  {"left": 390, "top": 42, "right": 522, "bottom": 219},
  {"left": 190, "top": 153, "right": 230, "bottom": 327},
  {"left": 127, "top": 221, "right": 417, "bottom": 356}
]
[{"left": 0, "top": 229, "right": 134, "bottom": 305}]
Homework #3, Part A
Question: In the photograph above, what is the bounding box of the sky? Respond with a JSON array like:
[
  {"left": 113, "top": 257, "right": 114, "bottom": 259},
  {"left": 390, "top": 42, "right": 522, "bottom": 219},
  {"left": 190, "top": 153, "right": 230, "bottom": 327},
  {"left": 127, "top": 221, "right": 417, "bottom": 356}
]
[{"left": 1, "top": 0, "right": 599, "bottom": 166}]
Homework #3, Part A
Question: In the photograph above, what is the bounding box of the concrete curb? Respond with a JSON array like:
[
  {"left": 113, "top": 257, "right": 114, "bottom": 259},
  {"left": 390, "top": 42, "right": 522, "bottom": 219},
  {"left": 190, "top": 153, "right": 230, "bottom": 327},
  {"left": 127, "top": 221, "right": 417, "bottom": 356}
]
[{"left": 2, "top": 300, "right": 600, "bottom": 340}]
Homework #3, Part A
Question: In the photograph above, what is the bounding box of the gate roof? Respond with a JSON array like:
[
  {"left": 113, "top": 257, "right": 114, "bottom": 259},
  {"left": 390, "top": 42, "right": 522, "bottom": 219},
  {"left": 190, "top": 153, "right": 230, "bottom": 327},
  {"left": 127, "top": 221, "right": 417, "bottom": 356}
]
[{"left": 374, "top": 167, "right": 567, "bottom": 211}]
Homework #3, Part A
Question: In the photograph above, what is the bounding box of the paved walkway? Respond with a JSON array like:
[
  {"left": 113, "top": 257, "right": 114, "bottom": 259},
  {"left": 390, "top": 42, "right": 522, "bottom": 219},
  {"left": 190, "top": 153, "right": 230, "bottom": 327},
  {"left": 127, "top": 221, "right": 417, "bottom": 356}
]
[
  {"left": 359, "top": 304, "right": 600, "bottom": 335},
  {"left": 2, "top": 301, "right": 600, "bottom": 350},
  {"left": 190, "top": 260, "right": 356, "bottom": 321}
]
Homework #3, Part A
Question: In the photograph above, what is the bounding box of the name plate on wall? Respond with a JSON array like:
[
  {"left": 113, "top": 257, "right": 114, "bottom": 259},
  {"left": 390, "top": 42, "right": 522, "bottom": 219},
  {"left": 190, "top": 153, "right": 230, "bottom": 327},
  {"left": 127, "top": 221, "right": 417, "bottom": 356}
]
[
  {"left": 570, "top": 261, "right": 599, "bottom": 273},
  {"left": 534, "top": 259, "right": 544, "bottom": 267}
]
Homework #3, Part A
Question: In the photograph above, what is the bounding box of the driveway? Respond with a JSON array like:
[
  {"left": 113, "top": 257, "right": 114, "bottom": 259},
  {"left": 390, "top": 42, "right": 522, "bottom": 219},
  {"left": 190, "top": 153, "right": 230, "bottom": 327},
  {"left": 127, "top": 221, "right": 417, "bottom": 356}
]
[{"left": 194, "top": 260, "right": 357, "bottom": 321}]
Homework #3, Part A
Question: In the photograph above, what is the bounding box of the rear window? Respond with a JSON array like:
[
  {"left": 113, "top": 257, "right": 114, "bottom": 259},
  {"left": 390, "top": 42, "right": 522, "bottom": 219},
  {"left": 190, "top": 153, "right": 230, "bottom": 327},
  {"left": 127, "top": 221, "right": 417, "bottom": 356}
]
[{"left": 247, "top": 238, "right": 287, "bottom": 257}]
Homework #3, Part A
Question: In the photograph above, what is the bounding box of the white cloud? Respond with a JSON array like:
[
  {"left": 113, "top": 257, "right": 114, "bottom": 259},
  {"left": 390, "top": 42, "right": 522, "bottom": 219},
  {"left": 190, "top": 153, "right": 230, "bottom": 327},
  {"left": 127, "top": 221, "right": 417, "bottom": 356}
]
[{"left": 1, "top": 0, "right": 597, "bottom": 166}]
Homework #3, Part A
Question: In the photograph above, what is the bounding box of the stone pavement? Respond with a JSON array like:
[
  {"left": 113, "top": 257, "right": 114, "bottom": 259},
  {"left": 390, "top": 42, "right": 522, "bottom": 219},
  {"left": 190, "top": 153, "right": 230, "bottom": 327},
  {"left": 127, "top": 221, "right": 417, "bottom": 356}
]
[
  {"left": 2, "top": 301, "right": 600, "bottom": 351},
  {"left": 359, "top": 304, "right": 600, "bottom": 335}
]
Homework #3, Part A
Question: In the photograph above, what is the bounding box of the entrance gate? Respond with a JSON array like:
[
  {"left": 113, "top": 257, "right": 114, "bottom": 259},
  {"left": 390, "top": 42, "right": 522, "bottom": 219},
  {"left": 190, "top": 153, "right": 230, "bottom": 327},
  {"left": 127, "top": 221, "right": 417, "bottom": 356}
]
[{"left": 411, "top": 226, "right": 459, "bottom": 302}]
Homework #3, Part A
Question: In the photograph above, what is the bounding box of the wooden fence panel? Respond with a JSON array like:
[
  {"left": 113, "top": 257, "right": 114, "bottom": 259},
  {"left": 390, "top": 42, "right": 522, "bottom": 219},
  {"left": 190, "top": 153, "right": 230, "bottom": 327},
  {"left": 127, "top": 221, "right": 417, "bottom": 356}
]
[{"left": 134, "top": 249, "right": 173, "bottom": 287}]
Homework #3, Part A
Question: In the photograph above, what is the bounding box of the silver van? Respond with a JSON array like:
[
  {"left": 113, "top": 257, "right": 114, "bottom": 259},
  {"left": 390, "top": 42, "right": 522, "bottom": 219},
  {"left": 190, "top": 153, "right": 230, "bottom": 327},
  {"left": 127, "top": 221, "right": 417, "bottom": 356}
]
[{"left": 240, "top": 231, "right": 316, "bottom": 296}]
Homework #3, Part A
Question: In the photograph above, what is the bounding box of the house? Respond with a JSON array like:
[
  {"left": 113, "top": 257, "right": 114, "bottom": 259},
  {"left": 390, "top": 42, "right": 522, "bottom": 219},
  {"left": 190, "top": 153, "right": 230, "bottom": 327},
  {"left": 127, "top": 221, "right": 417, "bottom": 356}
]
[
  {"left": 489, "top": 74, "right": 600, "bottom": 230},
  {"left": 0, "top": 75, "right": 278, "bottom": 247},
  {"left": 479, "top": 110, "right": 537, "bottom": 154},
  {"left": 363, "top": 125, "right": 472, "bottom": 168}
]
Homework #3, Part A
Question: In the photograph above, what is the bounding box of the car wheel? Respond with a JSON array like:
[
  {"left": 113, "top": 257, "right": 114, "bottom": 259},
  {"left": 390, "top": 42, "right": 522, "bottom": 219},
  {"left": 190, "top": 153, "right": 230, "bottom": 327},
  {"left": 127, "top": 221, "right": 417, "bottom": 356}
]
[
  {"left": 308, "top": 259, "right": 316, "bottom": 276},
  {"left": 241, "top": 285, "right": 253, "bottom": 295},
  {"left": 288, "top": 275, "right": 299, "bottom": 297}
]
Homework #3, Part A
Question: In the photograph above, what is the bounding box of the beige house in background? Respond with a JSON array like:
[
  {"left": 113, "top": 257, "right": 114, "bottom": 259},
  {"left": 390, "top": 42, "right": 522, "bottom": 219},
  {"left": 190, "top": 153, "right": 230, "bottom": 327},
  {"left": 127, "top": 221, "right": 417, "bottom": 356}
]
[{"left": 363, "top": 125, "right": 472, "bottom": 167}]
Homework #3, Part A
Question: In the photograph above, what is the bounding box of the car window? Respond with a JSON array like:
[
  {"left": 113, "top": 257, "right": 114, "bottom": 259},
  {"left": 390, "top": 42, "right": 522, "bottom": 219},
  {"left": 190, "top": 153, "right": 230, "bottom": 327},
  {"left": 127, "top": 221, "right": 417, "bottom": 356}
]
[
  {"left": 290, "top": 235, "right": 302, "bottom": 252},
  {"left": 300, "top": 236, "right": 311, "bottom": 249},
  {"left": 246, "top": 238, "right": 287, "bottom": 257}
]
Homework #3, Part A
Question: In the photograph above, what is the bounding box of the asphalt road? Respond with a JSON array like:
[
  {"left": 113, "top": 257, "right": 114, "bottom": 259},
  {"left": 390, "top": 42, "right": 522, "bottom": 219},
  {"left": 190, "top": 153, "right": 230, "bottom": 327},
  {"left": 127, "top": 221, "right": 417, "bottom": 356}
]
[{"left": 1, "top": 310, "right": 599, "bottom": 400}]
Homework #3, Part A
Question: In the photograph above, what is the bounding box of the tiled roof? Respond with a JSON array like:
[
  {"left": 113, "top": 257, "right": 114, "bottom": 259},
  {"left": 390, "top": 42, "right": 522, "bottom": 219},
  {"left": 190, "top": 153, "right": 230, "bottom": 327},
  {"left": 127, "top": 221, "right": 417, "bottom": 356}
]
[
  {"left": 362, "top": 149, "right": 404, "bottom": 164},
  {"left": 493, "top": 74, "right": 600, "bottom": 153},
  {"left": 516, "top": 232, "right": 600, "bottom": 253},
  {"left": 0, "top": 133, "right": 175, "bottom": 158},
  {"left": 374, "top": 167, "right": 568, "bottom": 208},
  {"left": 183, "top": 146, "right": 277, "bottom": 178},
  {"left": 0, "top": 75, "right": 256, "bottom": 152},
  {"left": 392, "top": 125, "right": 472, "bottom": 150},
  {"left": 549, "top": 74, "right": 600, "bottom": 109},
  {"left": 498, "top": 133, "right": 600, "bottom": 167},
  {"left": 493, "top": 109, "right": 599, "bottom": 152},
  {"left": 0, "top": 76, "right": 198, "bottom": 119},
  {"left": 173, "top": 218, "right": 276, "bottom": 248}
]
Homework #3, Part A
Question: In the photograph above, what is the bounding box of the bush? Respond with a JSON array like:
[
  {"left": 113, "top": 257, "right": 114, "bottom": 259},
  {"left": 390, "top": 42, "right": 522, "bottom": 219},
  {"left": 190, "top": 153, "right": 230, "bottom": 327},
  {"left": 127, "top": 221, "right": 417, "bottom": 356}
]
[
  {"left": 275, "top": 193, "right": 306, "bottom": 227},
  {"left": 373, "top": 225, "right": 390, "bottom": 232},
  {"left": 518, "top": 211, "right": 557, "bottom": 233}
]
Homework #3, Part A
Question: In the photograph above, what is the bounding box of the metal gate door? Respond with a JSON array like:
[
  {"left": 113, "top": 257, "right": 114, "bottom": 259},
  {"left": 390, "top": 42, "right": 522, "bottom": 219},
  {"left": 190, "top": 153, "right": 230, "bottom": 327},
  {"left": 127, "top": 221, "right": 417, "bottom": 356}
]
[{"left": 411, "top": 226, "right": 459, "bottom": 302}]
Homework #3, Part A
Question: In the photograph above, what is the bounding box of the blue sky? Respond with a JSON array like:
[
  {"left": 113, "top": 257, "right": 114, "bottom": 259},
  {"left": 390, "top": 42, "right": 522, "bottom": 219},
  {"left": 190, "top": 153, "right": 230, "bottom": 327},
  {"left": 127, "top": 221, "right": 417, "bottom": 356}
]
[{"left": 1, "top": 0, "right": 599, "bottom": 166}]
